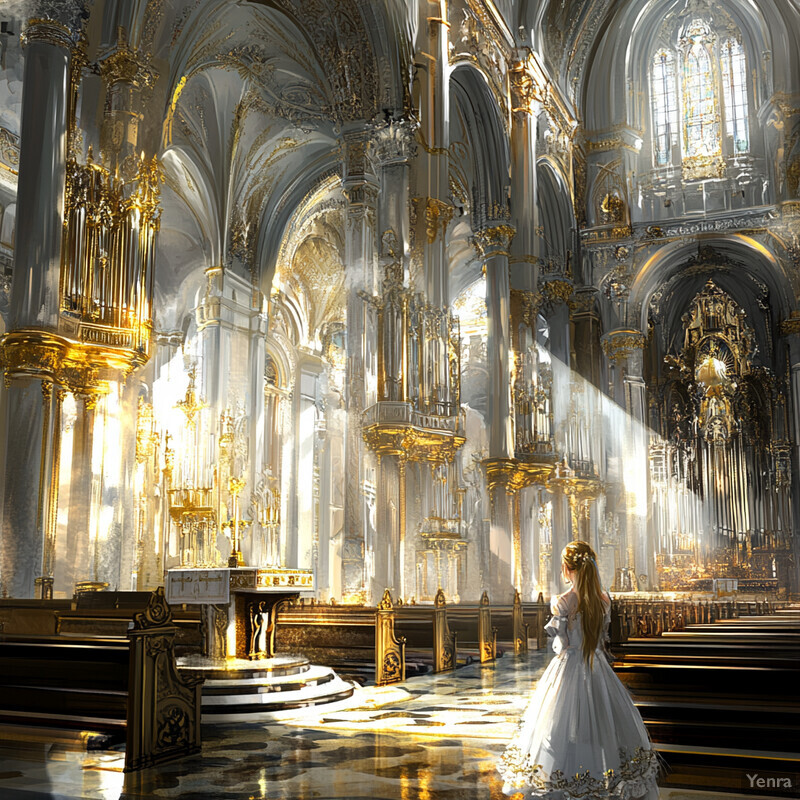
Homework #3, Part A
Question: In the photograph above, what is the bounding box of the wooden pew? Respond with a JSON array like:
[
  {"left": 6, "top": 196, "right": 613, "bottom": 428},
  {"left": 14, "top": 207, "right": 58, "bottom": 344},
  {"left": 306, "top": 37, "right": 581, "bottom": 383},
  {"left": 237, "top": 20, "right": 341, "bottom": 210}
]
[
  {"left": 492, "top": 591, "right": 531, "bottom": 654},
  {"left": 522, "top": 596, "right": 549, "bottom": 649},
  {"left": 446, "top": 591, "right": 496, "bottom": 663},
  {"left": 0, "top": 588, "right": 202, "bottom": 771},
  {"left": 57, "top": 591, "right": 204, "bottom": 655},
  {"left": 273, "top": 590, "right": 406, "bottom": 686},
  {"left": 394, "top": 589, "right": 457, "bottom": 673},
  {"left": 612, "top": 602, "right": 800, "bottom": 791}
]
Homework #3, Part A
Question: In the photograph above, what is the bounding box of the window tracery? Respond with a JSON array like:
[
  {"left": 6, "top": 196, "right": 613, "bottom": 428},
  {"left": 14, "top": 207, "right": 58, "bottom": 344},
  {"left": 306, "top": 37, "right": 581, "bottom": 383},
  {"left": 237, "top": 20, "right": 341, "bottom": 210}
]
[{"left": 649, "top": 17, "right": 750, "bottom": 178}]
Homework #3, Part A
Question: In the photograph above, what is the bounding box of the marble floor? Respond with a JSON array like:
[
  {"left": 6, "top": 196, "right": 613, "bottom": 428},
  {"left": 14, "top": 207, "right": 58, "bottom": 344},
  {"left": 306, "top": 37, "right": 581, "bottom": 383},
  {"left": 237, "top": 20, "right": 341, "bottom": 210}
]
[{"left": 0, "top": 651, "right": 789, "bottom": 800}]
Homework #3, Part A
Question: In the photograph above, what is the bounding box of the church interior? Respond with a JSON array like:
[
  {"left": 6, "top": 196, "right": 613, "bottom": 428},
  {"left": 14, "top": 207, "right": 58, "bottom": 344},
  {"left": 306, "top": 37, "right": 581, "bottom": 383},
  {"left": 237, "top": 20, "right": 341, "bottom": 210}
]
[{"left": 0, "top": 0, "right": 799, "bottom": 797}]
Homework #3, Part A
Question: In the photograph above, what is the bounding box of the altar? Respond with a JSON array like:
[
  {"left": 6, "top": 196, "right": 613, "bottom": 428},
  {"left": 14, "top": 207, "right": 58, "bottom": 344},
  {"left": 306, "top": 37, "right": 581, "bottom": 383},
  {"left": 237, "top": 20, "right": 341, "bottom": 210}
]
[{"left": 166, "top": 567, "right": 314, "bottom": 659}]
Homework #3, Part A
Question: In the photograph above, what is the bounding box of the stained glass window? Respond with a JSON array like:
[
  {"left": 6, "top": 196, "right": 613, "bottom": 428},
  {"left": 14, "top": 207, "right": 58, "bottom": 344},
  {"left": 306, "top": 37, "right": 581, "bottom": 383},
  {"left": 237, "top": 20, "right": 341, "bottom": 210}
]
[
  {"left": 681, "top": 20, "right": 721, "bottom": 160},
  {"left": 721, "top": 38, "right": 749, "bottom": 154},
  {"left": 651, "top": 50, "right": 678, "bottom": 166}
]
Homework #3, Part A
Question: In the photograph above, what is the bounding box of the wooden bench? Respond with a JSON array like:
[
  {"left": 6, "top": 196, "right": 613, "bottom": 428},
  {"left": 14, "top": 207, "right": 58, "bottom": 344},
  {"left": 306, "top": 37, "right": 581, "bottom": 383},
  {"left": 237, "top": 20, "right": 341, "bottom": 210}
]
[
  {"left": 394, "top": 589, "right": 457, "bottom": 673},
  {"left": 492, "top": 591, "right": 547, "bottom": 654},
  {"left": 274, "top": 590, "right": 406, "bottom": 686},
  {"left": 446, "top": 591, "right": 496, "bottom": 663},
  {"left": 0, "top": 588, "right": 202, "bottom": 771},
  {"left": 0, "top": 592, "right": 204, "bottom": 656}
]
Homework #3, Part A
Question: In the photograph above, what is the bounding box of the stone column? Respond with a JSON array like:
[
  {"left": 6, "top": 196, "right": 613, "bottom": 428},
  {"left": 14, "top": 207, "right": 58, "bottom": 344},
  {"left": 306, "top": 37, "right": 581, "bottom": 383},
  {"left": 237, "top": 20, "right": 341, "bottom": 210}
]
[
  {"left": 414, "top": 1, "right": 450, "bottom": 306},
  {"left": 57, "top": 393, "right": 96, "bottom": 593},
  {"left": 569, "top": 288, "right": 602, "bottom": 388},
  {"left": 477, "top": 225, "right": 516, "bottom": 600},
  {"left": 0, "top": 8, "right": 83, "bottom": 598},
  {"left": 341, "top": 129, "right": 378, "bottom": 603},
  {"left": 509, "top": 53, "right": 540, "bottom": 293},
  {"left": 601, "top": 328, "right": 653, "bottom": 589}
]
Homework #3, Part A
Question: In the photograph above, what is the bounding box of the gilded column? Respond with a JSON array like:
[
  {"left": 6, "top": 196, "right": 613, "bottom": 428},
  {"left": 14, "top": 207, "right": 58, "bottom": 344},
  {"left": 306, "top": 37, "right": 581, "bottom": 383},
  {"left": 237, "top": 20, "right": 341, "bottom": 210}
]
[
  {"left": 0, "top": 6, "right": 84, "bottom": 598},
  {"left": 341, "top": 129, "right": 378, "bottom": 603}
]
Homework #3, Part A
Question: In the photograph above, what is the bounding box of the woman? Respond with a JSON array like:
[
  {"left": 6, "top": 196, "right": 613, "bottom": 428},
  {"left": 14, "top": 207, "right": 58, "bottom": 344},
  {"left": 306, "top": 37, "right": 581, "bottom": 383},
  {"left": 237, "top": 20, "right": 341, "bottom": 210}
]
[{"left": 498, "top": 541, "right": 659, "bottom": 800}]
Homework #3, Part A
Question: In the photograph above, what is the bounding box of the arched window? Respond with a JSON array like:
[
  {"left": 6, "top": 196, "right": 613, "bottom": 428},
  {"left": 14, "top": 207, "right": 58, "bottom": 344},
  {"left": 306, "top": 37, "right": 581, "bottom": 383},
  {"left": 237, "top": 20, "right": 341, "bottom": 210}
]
[
  {"left": 651, "top": 50, "right": 678, "bottom": 167},
  {"left": 649, "top": 19, "right": 749, "bottom": 175},
  {"left": 680, "top": 20, "right": 721, "bottom": 163},
  {"left": 721, "top": 37, "right": 749, "bottom": 154}
]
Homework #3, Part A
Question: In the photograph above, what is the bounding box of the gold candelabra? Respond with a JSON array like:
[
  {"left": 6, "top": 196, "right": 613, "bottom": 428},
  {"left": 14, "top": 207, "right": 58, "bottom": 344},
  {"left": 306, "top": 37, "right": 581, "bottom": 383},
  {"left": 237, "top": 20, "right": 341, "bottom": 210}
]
[{"left": 223, "top": 476, "right": 250, "bottom": 567}]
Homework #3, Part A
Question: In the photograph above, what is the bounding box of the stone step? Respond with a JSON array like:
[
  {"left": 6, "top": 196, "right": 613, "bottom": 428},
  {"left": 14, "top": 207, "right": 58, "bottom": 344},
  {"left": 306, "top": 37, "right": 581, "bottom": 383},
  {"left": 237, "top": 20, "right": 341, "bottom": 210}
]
[{"left": 184, "top": 658, "right": 357, "bottom": 723}]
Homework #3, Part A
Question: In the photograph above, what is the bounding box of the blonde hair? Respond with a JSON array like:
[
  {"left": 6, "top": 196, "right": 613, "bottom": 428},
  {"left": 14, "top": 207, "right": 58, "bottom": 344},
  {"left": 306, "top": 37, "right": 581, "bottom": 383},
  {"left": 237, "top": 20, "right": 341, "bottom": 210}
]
[{"left": 562, "top": 540, "right": 605, "bottom": 666}]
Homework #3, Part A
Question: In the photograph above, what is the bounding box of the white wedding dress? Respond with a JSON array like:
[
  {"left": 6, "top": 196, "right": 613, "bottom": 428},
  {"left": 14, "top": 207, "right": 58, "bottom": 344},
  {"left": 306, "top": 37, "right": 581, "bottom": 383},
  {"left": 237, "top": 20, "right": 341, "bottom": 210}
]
[{"left": 498, "top": 591, "right": 659, "bottom": 800}]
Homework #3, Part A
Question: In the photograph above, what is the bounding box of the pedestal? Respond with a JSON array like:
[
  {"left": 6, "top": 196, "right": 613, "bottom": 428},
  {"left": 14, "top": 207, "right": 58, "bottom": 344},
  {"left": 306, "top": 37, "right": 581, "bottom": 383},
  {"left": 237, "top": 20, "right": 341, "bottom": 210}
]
[{"left": 165, "top": 567, "right": 314, "bottom": 659}]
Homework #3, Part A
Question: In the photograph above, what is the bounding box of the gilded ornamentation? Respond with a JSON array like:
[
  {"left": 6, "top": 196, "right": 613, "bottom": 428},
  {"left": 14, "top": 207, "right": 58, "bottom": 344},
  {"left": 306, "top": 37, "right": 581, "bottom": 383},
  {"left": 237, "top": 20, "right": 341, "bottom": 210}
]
[
  {"left": 413, "top": 198, "right": 454, "bottom": 245},
  {"left": 99, "top": 27, "right": 155, "bottom": 89},
  {"left": 0, "top": 128, "right": 19, "bottom": 170},
  {"left": 60, "top": 151, "right": 161, "bottom": 362},
  {"left": 779, "top": 313, "right": 800, "bottom": 336},
  {"left": 540, "top": 279, "right": 573, "bottom": 306},
  {"left": 510, "top": 60, "right": 536, "bottom": 113},
  {"left": 567, "top": 288, "right": 597, "bottom": 316},
  {"left": 499, "top": 744, "right": 659, "bottom": 797},
  {"left": 175, "top": 366, "right": 207, "bottom": 430},
  {"left": 0, "top": 329, "right": 142, "bottom": 394},
  {"left": 511, "top": 288, "right": 543, "bottom": 328},
  {"left": 136, "top": 398, "right": 159, "bottom": 464},
  {"left": 472, "top": 224, "right": 516, "bottom": 257},
  {"left": 683, "top": 154, "right": 726, "bottom": 182},
  {"left": 600, "top": 330, "right": 646, "bottom": 362},
  {"left": 483, "top": 457, "right": 554, "bottom": 494},
  {"left": 132, "top": 587, "right": 173, "bottom": 630},
  {"left": 600, "top": 192, "right": 626, "bottom": 224},
  {"left": 269, "top": 0, "right": 378, "bottom": 124}
]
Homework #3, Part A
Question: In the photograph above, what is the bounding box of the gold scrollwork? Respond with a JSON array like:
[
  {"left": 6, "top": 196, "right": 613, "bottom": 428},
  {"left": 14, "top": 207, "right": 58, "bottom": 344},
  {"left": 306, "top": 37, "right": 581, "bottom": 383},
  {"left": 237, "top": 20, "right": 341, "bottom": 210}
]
[
  {"left": 99, "top": 27, "right": 155, "bottom": 88},
  {"left": 473, "top": 224, "right": 516, "bottom": 257},
  {"left": 483, "top": 457, "right": 554, "bottom": 494},
  {"left": 0, "top": 328, "right": 143, "bottom": 394},
  {"left": 540, "top": 279, "right": 573, "bottom": 306},
  {"left": 600, "top": 329, "right": 646, "bottom": 362},
  {"left": 412, "top": 197, "right": 454, "bottom": 245},
  {"left": 779, "top": 313, "right": 800, "bottom": 336}
]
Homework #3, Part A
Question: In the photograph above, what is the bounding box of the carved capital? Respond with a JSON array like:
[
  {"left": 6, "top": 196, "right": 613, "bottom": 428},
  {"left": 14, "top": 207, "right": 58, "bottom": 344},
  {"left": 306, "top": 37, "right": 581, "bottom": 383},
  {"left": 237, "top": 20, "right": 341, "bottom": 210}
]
[
  {"left": 600, "top": 329, "right": 646, "bottom": 362},
  {"left": 511, "top": 288, "right": 543, "bottom": 327},
  {"left": 372, "top": 119, "right": 418, "bottom": 166},
  {"left": 539, "top": 278, "right": 573, "bottom": 307},
  {"left": 568, "top": 287, "right": 598, "bottom": 316},
  {"left": 473, "top": 224, "right": 516, "bottom": 258},
  {"left": 779, "top": 313, "right": 800, "bottom": 337},
  {"left": 99, "top": 27, "right": 155, "bottom": 89},
  {"left": 23, "top": 0, "right": 87, "bottom": 46},
  {"left": 510, "top": 61, "right": 537, "bottom": 113}
]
